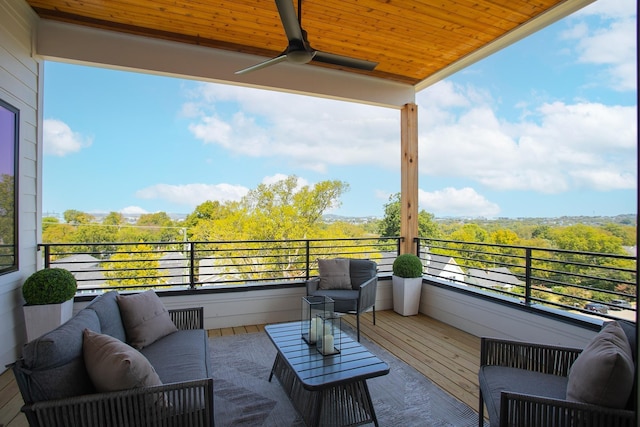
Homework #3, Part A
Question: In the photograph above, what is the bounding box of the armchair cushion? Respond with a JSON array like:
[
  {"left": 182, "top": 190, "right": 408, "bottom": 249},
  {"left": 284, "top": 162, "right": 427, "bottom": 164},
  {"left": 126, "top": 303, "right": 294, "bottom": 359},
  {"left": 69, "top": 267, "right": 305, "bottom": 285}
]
[
  {"left": 479, "top": 366, "right": 569, "bottom": 426},
  {"left": 20, "top": 308, "right": 101, "bottom": 402},
  {"left": 566, "top": 321, "right": 634, "bottom": 409},
  {"left": 117, "top": 290, "right": 178, "bottom": 350},
  {"left": 85, "top": 290, "right": 127, "bottom": 342},
  {"left": 348, "top": 259, "right": 377, "bottom": 290},
  {"left": 318, "top": 258, "right": 352, "bottom": 290},
  {"left": 310, "top": 289, "right": 359, "bottom": 313}
]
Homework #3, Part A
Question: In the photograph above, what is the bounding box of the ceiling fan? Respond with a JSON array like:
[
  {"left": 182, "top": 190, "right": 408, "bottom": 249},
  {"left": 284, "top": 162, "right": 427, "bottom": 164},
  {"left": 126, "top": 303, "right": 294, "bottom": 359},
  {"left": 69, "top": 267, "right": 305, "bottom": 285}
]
[{"left": 235, "top": 0, "right": 377, "bottom": 75}]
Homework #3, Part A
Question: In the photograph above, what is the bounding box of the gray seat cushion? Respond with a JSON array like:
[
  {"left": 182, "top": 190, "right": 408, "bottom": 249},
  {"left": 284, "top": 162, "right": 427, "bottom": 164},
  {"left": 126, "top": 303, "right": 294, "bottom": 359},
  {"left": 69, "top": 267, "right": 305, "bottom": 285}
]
[
  {"left": 309, "top": 289, "right": 359, "bottom": 312},
  {"left": 85, "top": 291, "right": 127, "bottom": 342},
  {"left": 478, "top": 366, "right": 569, "bottom": 427},
  {"left": 20, "top": 308, "right": 101, "bottom": 402},
  {"left": 141, "top": 329, "right": 212, "bottom": 384}
]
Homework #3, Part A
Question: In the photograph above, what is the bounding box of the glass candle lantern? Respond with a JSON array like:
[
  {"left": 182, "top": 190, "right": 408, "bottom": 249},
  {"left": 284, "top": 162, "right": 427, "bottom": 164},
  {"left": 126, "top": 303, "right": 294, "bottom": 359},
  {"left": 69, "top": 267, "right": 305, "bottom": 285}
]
[
  {"left": 301, "top": 296, "right": 334, "bottom": 344},
  {"left": 316, "top": 313, "right": 341, "bottom": 356}
]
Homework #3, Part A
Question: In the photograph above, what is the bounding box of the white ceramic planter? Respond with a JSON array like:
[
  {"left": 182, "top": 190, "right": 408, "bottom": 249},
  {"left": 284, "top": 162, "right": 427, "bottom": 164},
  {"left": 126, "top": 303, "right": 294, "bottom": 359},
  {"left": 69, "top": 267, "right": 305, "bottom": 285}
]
[
  {"left": 392, "top": 276, "right": 423, "bottom": 316},
  {"left": 23, "top": 299, "right": 74, "bottom": 341}
]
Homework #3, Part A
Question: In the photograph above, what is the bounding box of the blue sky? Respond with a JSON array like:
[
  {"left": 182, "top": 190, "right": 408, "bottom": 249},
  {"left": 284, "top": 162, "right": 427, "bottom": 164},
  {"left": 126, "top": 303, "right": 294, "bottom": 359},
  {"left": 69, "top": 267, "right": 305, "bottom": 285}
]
[{"left": 43, "top": 0, "right": 637, "bottom": 220}]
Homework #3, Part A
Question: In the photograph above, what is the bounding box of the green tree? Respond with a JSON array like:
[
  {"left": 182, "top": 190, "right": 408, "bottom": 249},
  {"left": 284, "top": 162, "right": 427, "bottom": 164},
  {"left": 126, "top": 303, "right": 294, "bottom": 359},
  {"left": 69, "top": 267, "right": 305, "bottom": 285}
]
[
  {"left": 189, "top": 176, "right": 352, "bottom": 282},
  {"left": 102, "top": 244, "right": 165, "bottom": 288},
  {"left": 133, "top": 212, "right": 179, "bottom": 242},
  {"left": 378, "top": 193, "right": 441, "bottom": 238},
  {"left": 64, "top": 209, "right": 94, "bottom": 225},
  {"left": 242, "top": 175, "right": 349, "bottom": 241},
  {"left": 103, "top": 212, "right": 125, "bottom": 226},
  {"left": 378, "top": 193, "right": 401, "bottom": 237}
]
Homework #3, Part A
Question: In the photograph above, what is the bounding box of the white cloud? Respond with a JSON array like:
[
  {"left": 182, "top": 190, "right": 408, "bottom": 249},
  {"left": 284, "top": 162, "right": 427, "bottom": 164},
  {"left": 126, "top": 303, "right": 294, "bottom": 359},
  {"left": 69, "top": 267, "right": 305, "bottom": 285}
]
[
  {"left": 578, "top": 0, "right": 635, "bottom": 20},
  {"left": 261, "top": 174, "right": 309, "bottom": 190},
  {"left": 135, "top": 183, "right": 249, "bottom": 207},
  {"left": 416, "top": 81, "right": 637, "bottom": 193},
  {"left": 185, "top": 84, "right": 399, "bottom": 172},
  {"left": 120, "top": 206, "right": 148, "bottom": 215},
  {"left": 563, "top": 0, "right": 637, "bottom": 91},
  {"left": 419, "top": 187, "right": 500, "bottom": 217},
  {"left": 182, "top": 71, "right": 636, "bottom": 203},
  {"left": 43, "top": 119, "right": 92, "bottom": 156}
]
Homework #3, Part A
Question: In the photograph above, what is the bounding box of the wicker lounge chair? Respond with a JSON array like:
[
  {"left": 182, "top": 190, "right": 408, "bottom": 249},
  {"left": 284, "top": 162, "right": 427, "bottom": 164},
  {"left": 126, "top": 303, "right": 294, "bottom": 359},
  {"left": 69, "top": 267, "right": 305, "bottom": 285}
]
[
  {"left": 306, "top": 258, "right": 378, "bottom": 342},
  {"left": 478, "top": 320, "right": 636, "bottom": 427}
]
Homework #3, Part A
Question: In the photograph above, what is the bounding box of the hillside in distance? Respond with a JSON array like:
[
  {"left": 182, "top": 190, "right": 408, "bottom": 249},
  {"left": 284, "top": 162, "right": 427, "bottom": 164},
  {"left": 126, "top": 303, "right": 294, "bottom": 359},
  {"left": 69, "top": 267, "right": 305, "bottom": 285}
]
[{"left": 324, "top": 213, "right": 636, "bottom": 227}]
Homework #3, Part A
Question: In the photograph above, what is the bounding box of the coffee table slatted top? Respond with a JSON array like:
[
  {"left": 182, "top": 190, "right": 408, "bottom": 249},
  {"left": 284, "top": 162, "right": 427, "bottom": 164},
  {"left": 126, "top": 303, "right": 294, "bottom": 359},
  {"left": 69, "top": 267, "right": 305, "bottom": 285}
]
[{"left": 265, "top": 321, "right": 390, "bottom": 390}]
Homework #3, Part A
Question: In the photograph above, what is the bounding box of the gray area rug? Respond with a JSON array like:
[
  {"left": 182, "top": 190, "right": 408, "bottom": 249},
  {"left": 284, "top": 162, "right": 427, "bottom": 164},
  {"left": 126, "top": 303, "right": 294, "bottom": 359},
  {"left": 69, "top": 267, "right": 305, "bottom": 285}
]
[{"left": 210, "top": 326, "right": 483, "bottom": 426}]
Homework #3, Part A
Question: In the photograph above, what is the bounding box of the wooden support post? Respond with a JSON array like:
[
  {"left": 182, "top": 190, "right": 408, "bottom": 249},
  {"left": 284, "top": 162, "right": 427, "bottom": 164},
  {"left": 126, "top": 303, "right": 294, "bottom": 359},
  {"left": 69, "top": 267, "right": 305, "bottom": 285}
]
[{"left": 400, "top": 103, "right": 418, "bottom": 255}]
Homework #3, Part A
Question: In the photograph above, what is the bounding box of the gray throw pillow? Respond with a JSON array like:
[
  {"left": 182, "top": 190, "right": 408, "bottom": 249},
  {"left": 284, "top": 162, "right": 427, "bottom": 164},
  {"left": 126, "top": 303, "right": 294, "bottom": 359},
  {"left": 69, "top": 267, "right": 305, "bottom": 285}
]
[
  {"left": 116, "top": 290, "right": 178, "bottom": 350},
  {"left": 83, "top": 329, "right": 162, "bottom": 392},
  {"left": 566, "top": 321, "right": 634, "bottom": 408},
  {"left": 318, "top": 258, "right": 351, "bottom": 290}
]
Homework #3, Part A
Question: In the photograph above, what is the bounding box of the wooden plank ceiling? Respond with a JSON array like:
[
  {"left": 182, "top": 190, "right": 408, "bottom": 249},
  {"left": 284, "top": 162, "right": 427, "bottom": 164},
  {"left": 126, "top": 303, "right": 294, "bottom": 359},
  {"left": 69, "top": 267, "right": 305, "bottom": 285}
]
[{"left": 26, "top": 0, "right": 570, "bottom": 86}]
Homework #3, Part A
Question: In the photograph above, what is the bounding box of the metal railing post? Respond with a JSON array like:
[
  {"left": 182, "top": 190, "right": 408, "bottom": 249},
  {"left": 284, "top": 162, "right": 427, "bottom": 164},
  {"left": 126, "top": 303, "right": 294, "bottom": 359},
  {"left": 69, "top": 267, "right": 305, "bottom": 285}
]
[
  {"left": 43, "top": 244, "right": 50, "bottom": 268},
  {"left": 189, "top": 242, "right": 196, "bottom": 289},
  {"left": 305, "top": 240, "right": 310, "bottom": 280},
  {"left": 525, "top": 248, "right": 532, "bottom": 305}
]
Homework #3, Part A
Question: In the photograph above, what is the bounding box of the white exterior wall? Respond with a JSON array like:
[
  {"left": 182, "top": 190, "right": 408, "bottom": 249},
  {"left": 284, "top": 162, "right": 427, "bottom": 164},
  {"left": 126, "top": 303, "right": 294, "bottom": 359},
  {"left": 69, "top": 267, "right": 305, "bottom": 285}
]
[
  {"left": 0, "top": 0, "right": 41, "bottom": 372},
  {"left": 420, "top": 282, "right": 599, "bottom": 348}
]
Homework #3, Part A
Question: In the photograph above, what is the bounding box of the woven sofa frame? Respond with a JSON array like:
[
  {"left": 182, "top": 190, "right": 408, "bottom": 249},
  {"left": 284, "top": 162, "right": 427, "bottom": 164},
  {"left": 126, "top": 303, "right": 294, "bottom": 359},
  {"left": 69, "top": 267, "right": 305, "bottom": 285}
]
[
  {"left": 12, "top": 307, "right": 214, "bottom": 427},
  {"left": 479, "top": 337, "right": 636, "bottom": 427}
]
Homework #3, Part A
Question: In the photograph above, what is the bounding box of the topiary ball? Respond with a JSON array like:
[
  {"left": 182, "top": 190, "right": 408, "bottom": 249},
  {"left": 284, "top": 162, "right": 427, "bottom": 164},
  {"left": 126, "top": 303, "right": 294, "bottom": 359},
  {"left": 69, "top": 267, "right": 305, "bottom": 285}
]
[
  {"left": 22, "top": 268, "right": 77, "bottom": 305},
  {"left": 392, "top": 253, "right": 424, "bottom": 278}
]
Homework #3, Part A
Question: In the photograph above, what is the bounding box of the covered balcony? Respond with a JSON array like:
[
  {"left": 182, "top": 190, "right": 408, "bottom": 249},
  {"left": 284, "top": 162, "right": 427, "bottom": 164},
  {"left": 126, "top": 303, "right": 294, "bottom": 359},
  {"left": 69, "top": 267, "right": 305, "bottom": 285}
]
[{"left": 0, "top": 0, "right": 637, "bottom": 425}]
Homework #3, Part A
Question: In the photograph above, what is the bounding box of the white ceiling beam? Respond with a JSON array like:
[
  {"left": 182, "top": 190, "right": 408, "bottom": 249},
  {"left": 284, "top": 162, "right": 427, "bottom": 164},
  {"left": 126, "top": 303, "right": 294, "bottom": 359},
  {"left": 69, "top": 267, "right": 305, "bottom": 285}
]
[{"left": 35, "top": 19, "right": 415, "bottom": 109}]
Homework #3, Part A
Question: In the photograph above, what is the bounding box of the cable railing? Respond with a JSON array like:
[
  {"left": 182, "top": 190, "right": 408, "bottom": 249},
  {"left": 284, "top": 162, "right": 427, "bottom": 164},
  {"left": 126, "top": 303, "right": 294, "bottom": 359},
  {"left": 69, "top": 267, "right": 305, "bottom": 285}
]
[
  {"left": 417, "top": 237, "right": 637, "bottom": 320},
  {"left": 39, "top": 237, "right": 636, "bottom": 322}
]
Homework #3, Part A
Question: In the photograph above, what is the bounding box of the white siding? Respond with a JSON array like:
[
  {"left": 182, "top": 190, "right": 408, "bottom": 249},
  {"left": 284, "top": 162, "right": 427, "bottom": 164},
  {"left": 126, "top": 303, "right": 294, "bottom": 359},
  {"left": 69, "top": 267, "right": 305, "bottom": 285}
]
[
  {"left": 0, "top": 0, "right": 41, "bottom": 372},
  {"left": 421, "top": 282, "right": 599, "bottom": 348}
]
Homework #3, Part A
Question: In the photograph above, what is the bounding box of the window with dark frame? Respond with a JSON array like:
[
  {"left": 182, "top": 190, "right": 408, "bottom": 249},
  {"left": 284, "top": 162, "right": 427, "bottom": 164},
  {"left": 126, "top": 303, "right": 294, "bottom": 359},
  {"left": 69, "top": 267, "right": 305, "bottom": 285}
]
[{"left": 0, "top": 98, "right": 19, "bottom": 275}]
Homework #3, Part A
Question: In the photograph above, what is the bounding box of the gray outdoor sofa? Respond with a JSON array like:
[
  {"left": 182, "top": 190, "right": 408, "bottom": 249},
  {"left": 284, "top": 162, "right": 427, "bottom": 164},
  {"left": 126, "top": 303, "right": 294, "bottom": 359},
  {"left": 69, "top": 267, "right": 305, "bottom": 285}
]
[{"left": 11, "top": 290, "right": 214, "bottom": 427}]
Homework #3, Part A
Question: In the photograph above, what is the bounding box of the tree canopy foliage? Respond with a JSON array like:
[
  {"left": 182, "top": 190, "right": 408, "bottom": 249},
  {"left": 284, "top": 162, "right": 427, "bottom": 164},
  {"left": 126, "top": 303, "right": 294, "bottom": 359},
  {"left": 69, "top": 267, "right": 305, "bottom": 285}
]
[{"left": 42, "top": 176, "right": 635, "bottom": 302}]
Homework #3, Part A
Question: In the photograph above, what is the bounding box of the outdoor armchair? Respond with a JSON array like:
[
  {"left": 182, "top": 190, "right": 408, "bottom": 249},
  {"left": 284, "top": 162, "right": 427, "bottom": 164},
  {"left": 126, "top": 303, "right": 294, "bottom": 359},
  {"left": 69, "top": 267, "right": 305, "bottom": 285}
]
[
  {"left": 478, "top": 320, "right": 636, "bottom": 427},
  {"left": 306, "top": 258, "right": 378, "bottom": 342}
]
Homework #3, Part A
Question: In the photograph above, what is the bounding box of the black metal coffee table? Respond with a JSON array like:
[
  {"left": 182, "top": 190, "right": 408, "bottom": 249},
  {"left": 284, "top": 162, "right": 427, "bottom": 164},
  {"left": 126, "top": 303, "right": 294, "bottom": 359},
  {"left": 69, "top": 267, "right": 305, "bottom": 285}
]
[{"left": 265, "top": 321, "right": 389, "bottom": 427}]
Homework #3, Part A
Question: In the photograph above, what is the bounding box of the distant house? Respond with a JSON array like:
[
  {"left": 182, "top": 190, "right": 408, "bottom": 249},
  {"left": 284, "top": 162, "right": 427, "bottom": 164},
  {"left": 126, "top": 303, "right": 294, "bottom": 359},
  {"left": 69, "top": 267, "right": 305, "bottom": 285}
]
[
  {"left": 466, "top": 267, "right": 523, "bottom": 290},
  {"left": 51, "top": 254, "right": 106, "bottom": 289},
  {"left": 424, "top": 254, "right": 465, "bottom": 284}
]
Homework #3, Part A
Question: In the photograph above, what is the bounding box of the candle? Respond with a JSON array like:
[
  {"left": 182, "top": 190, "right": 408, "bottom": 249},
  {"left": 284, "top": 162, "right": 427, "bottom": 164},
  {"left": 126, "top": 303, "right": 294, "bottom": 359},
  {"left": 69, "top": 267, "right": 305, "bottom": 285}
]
[
  {"left": 322, "top": 334, "right": 334, "bottom": 355},
  {"left": 309, "top": 317, "right": 322, "bottom": 343},
  {"left": 309, "top": 322, "right": 317, "bottom": 343}
]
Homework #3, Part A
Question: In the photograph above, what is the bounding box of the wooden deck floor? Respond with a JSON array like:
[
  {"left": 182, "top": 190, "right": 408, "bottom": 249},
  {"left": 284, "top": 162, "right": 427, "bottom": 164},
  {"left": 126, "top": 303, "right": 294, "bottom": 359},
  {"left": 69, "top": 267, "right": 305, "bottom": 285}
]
[{"left": 0, "top": 310, "right": 481, "bottom": 426}]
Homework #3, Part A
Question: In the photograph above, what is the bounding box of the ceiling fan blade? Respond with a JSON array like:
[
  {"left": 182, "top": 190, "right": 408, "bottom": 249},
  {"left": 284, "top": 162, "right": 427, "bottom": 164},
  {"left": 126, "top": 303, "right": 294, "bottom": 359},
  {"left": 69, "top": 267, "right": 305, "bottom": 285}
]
[
  {"left": 313, "top": 51, "right": 378, "bottom": 71},
  {"left": 235, "top": 54, "right": 288, "bottom": 75},
  {"left": 275, "top": 0, "right": 304, "bottom": 42}
]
